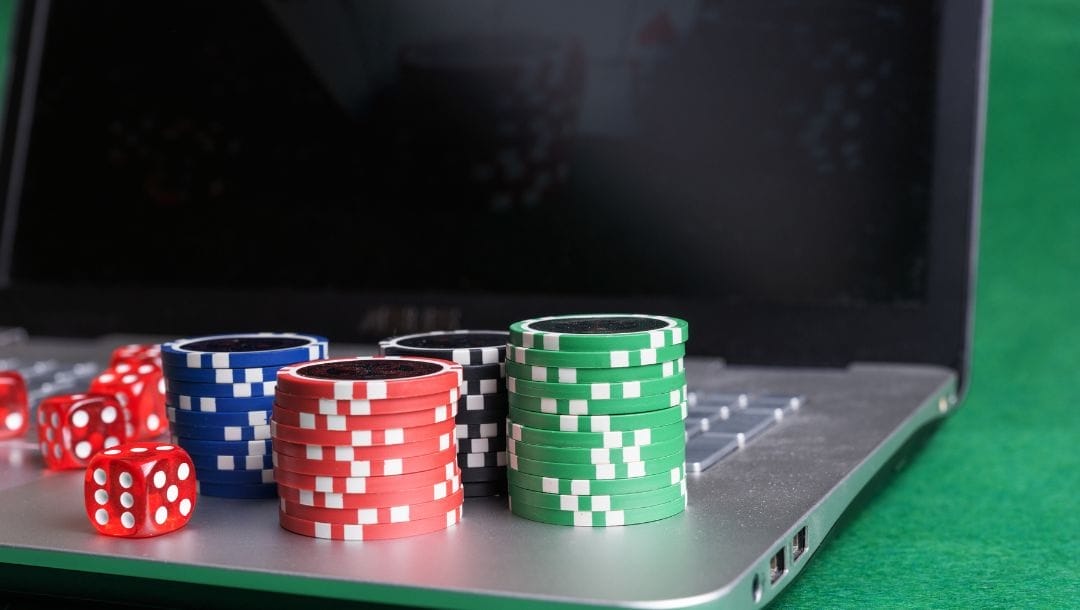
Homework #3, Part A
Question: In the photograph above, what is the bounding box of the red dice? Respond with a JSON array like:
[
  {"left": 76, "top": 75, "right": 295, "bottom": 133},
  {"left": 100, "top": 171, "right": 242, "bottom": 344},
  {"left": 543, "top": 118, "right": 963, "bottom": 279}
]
[
  {"left": 0, "top": 371, "right": 29, "bottom": 440},
  {"left": 109, "top": 343, "right": 161, "bottom": 368},
  {"left": 90, "top": 360, "right": 167, "bottom": 440},
  {"left": 37, "top": 393, "right": 127, "bottom": 470},
  {"left": 84, "top": 441, "right": 197, "bottom": 537}
]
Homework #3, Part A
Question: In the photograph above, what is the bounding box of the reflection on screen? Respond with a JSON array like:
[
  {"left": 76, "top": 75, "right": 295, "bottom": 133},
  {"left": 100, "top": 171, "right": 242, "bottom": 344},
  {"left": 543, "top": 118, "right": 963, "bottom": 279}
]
[{"left": 14, "top": 0, "right": 937, "bottom": 305}]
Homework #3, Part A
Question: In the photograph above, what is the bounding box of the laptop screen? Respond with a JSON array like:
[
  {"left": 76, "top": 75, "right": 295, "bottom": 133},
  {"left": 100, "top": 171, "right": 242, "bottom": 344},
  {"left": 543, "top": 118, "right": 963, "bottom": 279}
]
[{"left": 1, "top": 0, "right": 981, "bottom": 375}]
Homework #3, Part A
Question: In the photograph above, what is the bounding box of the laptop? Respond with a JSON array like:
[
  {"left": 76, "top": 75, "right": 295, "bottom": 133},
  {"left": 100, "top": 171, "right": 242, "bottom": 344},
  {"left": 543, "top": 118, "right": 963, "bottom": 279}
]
[{"left": 0, "top": 1, "right": 988, "bottom": 608}]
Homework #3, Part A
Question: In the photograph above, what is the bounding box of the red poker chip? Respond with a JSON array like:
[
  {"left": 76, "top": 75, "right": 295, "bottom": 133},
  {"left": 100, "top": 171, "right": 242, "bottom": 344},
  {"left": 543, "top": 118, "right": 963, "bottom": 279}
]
[
  {"left": 272, "top": 445, "right": 457, "bottom": 477},
  {"left": 278, "top": 505, "right": 462, "bottom": 540},
  {"left": 272, "top": 402, "right": 456, "bottom": 431},
  {"left": 276, "top": 475, "right": 461, "bottom": 509},
  {"left": 270, "top": 418, "right": 455, "bottom": 447},
  {"left": 276, "top": 357, "right": 463, "bottom": 401},
  {"left": 274, "top": 387, "right": 459, "bottom": 416},
  {"left": 279, "top": 487, "right": 464, "bottom": 525},
  {"left": 272, "top": 435, "right": 456, "bottom": 462},
  {"left": 274, "top": 462, "right": 459, "bottom": 494}
]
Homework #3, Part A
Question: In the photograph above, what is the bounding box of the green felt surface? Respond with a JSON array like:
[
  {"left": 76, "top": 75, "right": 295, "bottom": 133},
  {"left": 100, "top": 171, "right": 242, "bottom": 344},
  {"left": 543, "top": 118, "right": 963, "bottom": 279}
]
[
  {"left": 778, "top": 1, "right": 1080, "bottom": 607},
  {"left": 0, "top": 2, "right": 1077, "bottom": 608}
]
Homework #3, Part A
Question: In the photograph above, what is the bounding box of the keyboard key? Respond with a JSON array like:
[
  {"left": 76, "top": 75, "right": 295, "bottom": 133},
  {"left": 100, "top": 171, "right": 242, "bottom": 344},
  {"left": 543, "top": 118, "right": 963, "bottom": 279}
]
[
  {"left": 710, "top": 409, "right": 778, "bottom": 447},
  {"left": 685, "top": 432, "right": 739, "bottom": 473}
]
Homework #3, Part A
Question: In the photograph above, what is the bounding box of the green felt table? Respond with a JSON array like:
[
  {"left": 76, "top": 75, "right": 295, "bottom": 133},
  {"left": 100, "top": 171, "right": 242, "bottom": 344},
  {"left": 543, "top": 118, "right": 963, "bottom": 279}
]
[
  {"left": 0, "top": 2, "right": 1077, "bottom": 608},
  {"left": 778, "top": 1, "right": 1080, "bottom": 606}
]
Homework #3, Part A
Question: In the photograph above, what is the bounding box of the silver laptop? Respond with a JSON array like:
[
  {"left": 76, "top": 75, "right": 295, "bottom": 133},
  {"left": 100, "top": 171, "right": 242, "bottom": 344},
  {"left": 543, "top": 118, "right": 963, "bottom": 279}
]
[{"left": 0, "top": 1, "right": 988, "bottom": 607}]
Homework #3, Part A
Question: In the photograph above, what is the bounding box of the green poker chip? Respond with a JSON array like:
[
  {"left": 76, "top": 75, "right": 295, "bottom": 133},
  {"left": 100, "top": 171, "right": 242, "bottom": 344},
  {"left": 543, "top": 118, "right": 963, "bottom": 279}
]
[
  {"left": 505, "top": 342, "right": 686, "bottom": 369},
  {"left": 507, "top": 386, "right": 686, "bottom": 416},
  {"left": 507, "top": 434, "right": 685, "bottom": 465},
  {"left": 504, "top": 358, "right": 684, "bottom": 384},
  {"left": 509, "top": 492, "right": 687, "bottom": 526},
  {"left": 506, "top": 420, "right": 685, "bottom": 449},
  {"left": 509, "top": 314, "right": 688, "bottom": 352},
  {"left": 507, "top": 372, "right": 686, "bottom": 401},
  {"left": 507, "top": 464, "right": 686, "bottom": 496},
  {"left": 507, "top": 478, "right": 687, "bottom": 512},
  {"left": 508, "top": 402, "right": 687, "bottom": 433},
  {"left": 508, "top": 447, "right": 685, "bottom": 479}
]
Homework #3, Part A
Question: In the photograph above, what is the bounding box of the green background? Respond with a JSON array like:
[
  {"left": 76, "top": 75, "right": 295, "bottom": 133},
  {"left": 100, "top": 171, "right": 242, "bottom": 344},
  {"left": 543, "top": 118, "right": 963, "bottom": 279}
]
[{"left": 0, "top": 1, "right": 1076, "bottom": 607}]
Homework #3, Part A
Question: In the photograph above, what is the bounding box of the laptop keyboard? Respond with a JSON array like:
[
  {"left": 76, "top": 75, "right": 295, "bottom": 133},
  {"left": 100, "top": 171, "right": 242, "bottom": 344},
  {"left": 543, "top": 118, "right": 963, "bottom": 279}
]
[
  {"left": 3, "top": 356, "right": 804, "bottom": 474},
  {"left": 684, "top": 392, "right": 803, "bottom": 473}
]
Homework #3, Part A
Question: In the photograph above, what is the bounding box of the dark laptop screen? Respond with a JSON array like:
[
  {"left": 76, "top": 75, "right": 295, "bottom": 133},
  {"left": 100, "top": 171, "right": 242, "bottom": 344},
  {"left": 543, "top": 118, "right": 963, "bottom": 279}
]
[{"left": 8, "top": 0, "right": 937, "bottom": 306}]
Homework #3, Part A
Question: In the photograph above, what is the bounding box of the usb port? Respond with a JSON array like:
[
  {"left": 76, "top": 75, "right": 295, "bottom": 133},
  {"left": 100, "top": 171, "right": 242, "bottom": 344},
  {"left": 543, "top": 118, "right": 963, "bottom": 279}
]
[
  {"left": 769, "top": 547, "right": 786, "bottom": 584},
  {"left": 792, "top": 527, "right": 807, "bottom": 562}
]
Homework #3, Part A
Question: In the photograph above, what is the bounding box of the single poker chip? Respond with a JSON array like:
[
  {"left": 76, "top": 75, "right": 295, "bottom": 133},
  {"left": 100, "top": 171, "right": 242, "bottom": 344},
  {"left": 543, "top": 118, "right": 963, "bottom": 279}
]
[
  {"left": 457, "top": 450, "right": 507, "bottom": 469},
  {"left": 458, "top": 393, "right": 508, "bottom": 412},
  {"left": 187, "top": 452, "right": 274, "bottom": 471},
  {"left": 272, "top": 434, "right": 456, "bottom": 462},
  {"left": 379, "top": 330, "right": 509, "bottom": 365},
  {"left": 271, "top": 402, "right": 456, "bottom": 431},
  {"left": 168, "top": 407, "right": 270, "bottom": 427},
  {"left": 508, "top": 403, "right": 687, "bottom": 433},
  {"left": 274, "top": 387, "right": 459, "bottom": 417},
  {"left": 276, "top": 357, "right": 462, "bottom": 400},
  {"left": 454, "top": 407, "right": 507, "bottom": 425},
  {"left": 504, "top": 358, "right": 684, "bottom": 385},
  {"left": 463, "top": 479, "right": 508, "bottom": 498},
  {"left": 161, "top": 363, "right": 283, "bottom": 384},
  {"left": 461, "top": 362, "right": 506, "bottom": 382},
  {"left": 456, "top": 422, "right": 502, "bottom": 439},
  {"left": 506, "top": 420, "right": 685, "bottom": 449},
  {"left": 272, "top": 445, "right": 457, "bottom": 477},
  {"left": 508, "top": 448, "right": 685, "bottom": 480},
  {"left": 508, "top": 478, "right": 686, "bottom": 512},
  {"left": 162, "top": 333, "right": 328, "bottom": 369},
  {"left": 507, "top": 373, "right": 686, "bottom": 401},
  {"left": 172, "top": 421, "right": 271, "bottom": 442},
  {"left": 508, "top": 434, "right": 685, "bottom": 465},
  {"left": 167, "top": 393, "right": 275, "bottom": 413},
  {"left": 274, "top": 463, "right": 459, "bottom": 494},
  {"left": 508, "top": 465, "right": 686, "bottom": 496},
  {"left": 507, "top": 387, "right": 686, "bottom": 416},
  {"left": 197, "top": 481, "right": 278, "bottom": 499},
  {"left": 457, "top": 436, "right": 506, "bottom": 454},
  {"left": 509, "top": 314, "right": 688, "bottom": 352},
  {"left": 277, "top": 476, "right": 461, "bottom": 509},
  {"left": 505, "top": 342, "right": 685, "bottom": 369},
  {"left": 278, "top": 505, "right": 462, "bottom": 540},
  {"left": 172, "top": 436, "right": 272, "bottom": 456},
  {"left": 459, "top": 377, "right": 507, "bottom": 396},
  {"left": 279, "top": 488, "right": 465, "bottom": 525},
  {"left": 165, "top": 379, "right": 276, "bottom": 399},
  {"left": 193, "top": 466, "right": 275, "bottom": 485},
  {"left": 509, "top": 492, "right": 686, "bottom": 526},
  {"left": 270, "top": 418, "right": 455, "bottom": 447},
  {"left": 460, "top": 466, "right": 507, "bottom": 484}
]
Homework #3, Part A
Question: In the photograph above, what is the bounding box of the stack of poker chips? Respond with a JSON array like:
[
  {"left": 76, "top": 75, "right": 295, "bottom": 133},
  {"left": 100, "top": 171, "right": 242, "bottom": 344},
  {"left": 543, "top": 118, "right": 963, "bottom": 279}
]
[
  {"left": 379, "top": 331, "right": 510, "bottom": 497},
  {"left": 161, "top": 333, "right": 329, "bottom": 499},
  {"left": 271, "top": 356, "right": 464, "bottom": 540},
  {"left": 504, "top": 314, "right": 690, "bottom": 526}
]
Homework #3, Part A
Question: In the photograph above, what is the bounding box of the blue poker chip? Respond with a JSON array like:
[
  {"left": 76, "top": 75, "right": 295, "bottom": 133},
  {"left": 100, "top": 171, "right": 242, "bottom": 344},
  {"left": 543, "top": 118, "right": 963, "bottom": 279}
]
[
  {"left": 172, "top": 421, "right": 271, "bottom": 441},
  {"left": 162, "top": 363, "right": 284, "bottom": 384},
  {"left": 172, "top": 436, "right": 272, "bottom": 456},
  {"left": 166, "top": 393, "right": 275, "bottom": 413},
  {"left": 167, "top": 406, "right": 270, "bottom": 427},
  {"left": 165, "top": 378, "right": 277, "bottom": 399},
  {"left": 194, "top": 465, "right": 275, "bottom": 485},
  {"left": 196, "top": 481, "right": 277, "bottom": 499},
  {"left": 162, "top": 333, "right": 328, "bottom": 369},
  {"left": 187, "top": 452, "right": 274, "bottom": 471}
]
